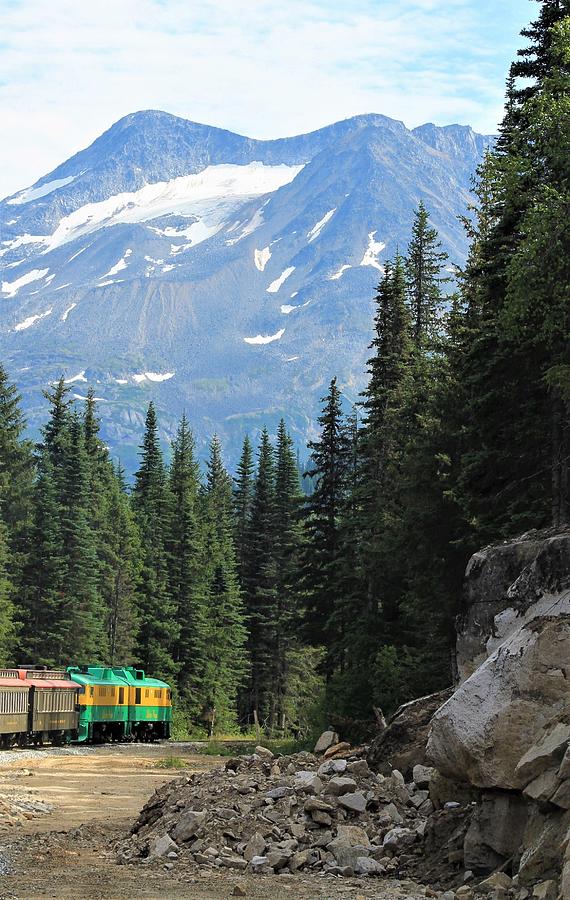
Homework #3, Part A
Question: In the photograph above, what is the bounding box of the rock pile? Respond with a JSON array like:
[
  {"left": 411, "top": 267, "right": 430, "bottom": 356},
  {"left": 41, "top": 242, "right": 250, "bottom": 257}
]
[{"left": 118, "top": 742, "right": 450, "bottom": 881}]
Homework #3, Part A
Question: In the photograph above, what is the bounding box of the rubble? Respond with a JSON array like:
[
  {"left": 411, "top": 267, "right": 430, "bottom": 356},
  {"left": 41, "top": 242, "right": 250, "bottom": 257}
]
[{"left": 118, "top": 745, "right": 458, "bottom": 881}]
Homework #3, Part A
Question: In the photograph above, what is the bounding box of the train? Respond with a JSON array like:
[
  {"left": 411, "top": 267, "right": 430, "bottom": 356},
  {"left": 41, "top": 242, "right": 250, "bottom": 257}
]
[{"left": 0, "top": 665, "right": 172, "bottom": 748}]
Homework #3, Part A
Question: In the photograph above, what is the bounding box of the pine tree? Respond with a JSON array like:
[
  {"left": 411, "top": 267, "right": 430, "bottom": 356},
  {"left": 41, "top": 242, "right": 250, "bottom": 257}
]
[
  {"left": 452, "top": 2, "right": 570, "bottom": 535},
  {"left": 0, "top": 366, "right": 34, "bottom": 659},
  {"left": 271, "top": 419, "right": 305, "bottom": 731},
  {"left": 199, "top": 436, "right": 248, "bottom": 731},
  {"left": 81, "top": 390, "right": 141, "bottom": 663},
  {"left": 243, "top": 428, "right": 277, "bottom": 725},
  {"left": 303, "top": 378, "right": 351, "bottom": 678},
  {"left": 233, "top": 435, "right": 255, "bottom": 584},
  {"left": 167, "top": 414, "right": 207, "bottom": 712},
  {"left": 59, "top": 413, "right": 108, "bottom": 661},
  {"left": 406, "top": 202, "right": 450, "bottom": 350},
  {"left": 131, "top": 403, "right": 177, "bottom": 678}
]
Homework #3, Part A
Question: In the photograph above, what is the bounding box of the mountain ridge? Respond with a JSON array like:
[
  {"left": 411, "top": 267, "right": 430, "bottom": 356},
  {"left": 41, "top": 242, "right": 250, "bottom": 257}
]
[{"left": 0, "top": 111, "right": 494, "bottom": 470}]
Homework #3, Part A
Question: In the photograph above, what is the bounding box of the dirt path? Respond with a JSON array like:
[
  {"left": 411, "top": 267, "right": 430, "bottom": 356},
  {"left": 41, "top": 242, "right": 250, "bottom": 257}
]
[{"left": 0, "top": 744, "right": 425, "bottom": 900}]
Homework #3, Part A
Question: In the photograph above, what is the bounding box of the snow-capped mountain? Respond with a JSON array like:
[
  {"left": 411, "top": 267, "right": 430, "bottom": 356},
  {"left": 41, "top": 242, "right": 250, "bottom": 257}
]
[{"left": 0, "top": 111, "right": 492, "bottom": 468}]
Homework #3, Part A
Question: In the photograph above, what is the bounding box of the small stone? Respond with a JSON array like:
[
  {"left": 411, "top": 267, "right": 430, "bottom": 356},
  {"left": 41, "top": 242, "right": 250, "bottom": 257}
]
[
  {"left": 173, "top": 809, "right": 206, "bottom": 843},
  {"left": 314, "top": 730, "right": 339, "bottom": 754},
  {"left": 412, "top": 764, "right": 435, "bottom": 788},
  {"left": 266, "top": 849, "right": 292, "bottom": 870},
  {"left": 478, "top": 872, "right": 512, "bottom": 893},
  {"left": 439, "top": 892, "right": 455, "bottom": 900},
  {"left": 150, "top": 833, "right": 179, "bottom": 859},
  {"left": 550, "top": 779, "right": 570, "bottom": 809},
  {"left": 354, "top": 856, "right": 385, "bottom": 875},
  {"left": 445, "top": 801, "right": 461, "bottom": 809},
  {"left": 265, "top": 786, "right": 289, "bottom": 800},
  {"left": 244, "top": 832, "right": 265, "bottom": 861},
  {"left": 312, "top": 810, "right": 332, "bottom": 826},
  {"left": 346, "top": 759, "right": 370, "bottom": 778},
  {"left": 318, "top": 759, "right": 348, "bottom": 777},
  {"left": 304, "top": 797, "right": 334, "bottom": 813},
  {"left": 293, "top": 772, "right": 323, "bottom": 795},
  {"left": 232, "top": 886, "right": 247, "bottom": 897},
  {"left": 338, "top": 792, "right": 367, "bottom": 813},
  {"left": 219, "top": 854, "right": 248, "bottom": 870},
  {"left": 531, "top": 880, "right": 559, "bottom": 900},
  {"left": 255, "top": 745, "right": 274, "bottom": 759},
  {"left": 324, "top": 776, "right": 357, "bottom": 797},
  {"left": 324, "top": 741, "right": 351, "bottom": 759}
]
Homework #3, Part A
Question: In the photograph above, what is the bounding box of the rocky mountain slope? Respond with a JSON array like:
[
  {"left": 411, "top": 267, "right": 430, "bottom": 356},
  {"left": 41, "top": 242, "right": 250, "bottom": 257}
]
[{"left": 0, "top": 111, "right": 492, "bottom": 468}]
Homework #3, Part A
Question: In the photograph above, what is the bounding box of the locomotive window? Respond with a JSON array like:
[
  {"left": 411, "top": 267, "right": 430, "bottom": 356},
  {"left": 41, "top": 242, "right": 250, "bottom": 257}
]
[
  {"left": 135, "top": 688, "right": 141, "bottom": 704},
  {"left": 145, "top": 689, "right": 149, "bottom": 698},
  {"left": 118, "top": 687, "right": 125, "bottom": 704},
  {"left": 167, "top": 690, "right": 171, "bottom": 701},
  {"left": 90, "top": 687, "right": 94, "bottom": 697},
  {"left": 154, "top": 690, "right": 161, "bottom": 699}
]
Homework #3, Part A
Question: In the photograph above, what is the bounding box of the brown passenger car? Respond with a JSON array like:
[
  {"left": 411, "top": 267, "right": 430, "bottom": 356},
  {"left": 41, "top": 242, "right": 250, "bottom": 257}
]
[{"left": 0, "top": 668, "right": 79, "bottom": 747}]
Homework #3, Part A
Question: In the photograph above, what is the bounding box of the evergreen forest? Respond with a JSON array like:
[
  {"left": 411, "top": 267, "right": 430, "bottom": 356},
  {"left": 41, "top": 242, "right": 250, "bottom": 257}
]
[{"left": 0, "top": 0, "right": 568, "bottom": 740}]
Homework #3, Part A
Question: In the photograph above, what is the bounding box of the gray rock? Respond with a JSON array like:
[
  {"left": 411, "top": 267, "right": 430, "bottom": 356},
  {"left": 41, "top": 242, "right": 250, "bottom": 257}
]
[
  {"left": 346, "top": 759, "right": 370, "bottom": 778},
  {"left": 303, "top": 797, "right": 334, "bottom": 813},
  {"left": 382, "top": 827, "right": 416, "bottom": 851},
  {"left": 515, "top": 721, "right": 570, "bottom": 786},
  {"left": 523, "top": 769, "right": 560, "bottom": 803},
  {"left": 243, "top": 831, "right": 266, "bottom": 861},
  {"left": 219, "top": 854, "right": 248, "bottom": 870},
  {"left": 293, "top": 771, "right": 323, "bottom": 795},
  {"left": 550, "top": 779, "right": 570, "bottom": 809},
  {"left": 266, "top": 849, "right": 292, "bottom": 870},
  {"left": 255, "top": 745, "right": 274, "bottom": 759},
  {"left": 317, "top": 759, "right": 348, "bottom": 777},
  {"left": 324, "top": 776, "right": 357, "bottom": 797},
  {"left": 150, "top": 833, "right": 179, "bottom": 858},
  {"left": 265, "top": 786, "right": 289, "bottom": 800},
  {"left": 327, "top": 824, "right": 370, "bottom": 868},
  {"left": 172, "top": 809, "right": 206, "bottom": 843},
  {"left": 354, "top": 856, "right": 385, "bottom": 875},
  {"left": 338, "top": 792, "right": 367, "bottom": 813},
  {"left": 311, "top": 810, "right": 332, "bottom": 826},
  {"left": 559, "top": 746, "right": 570, "bottom": 779},
  {"left": 464, "top": 791, "right": 528, "bottom": 874},
  {"left": 412, "top": 764, "right": 435, "bottom": 788},
  {"left": 314, "top": 731, "right": 339, "bottom": 754}
]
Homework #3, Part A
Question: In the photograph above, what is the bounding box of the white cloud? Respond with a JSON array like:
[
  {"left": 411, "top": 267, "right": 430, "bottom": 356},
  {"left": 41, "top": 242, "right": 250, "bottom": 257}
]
[{"left": 0, "top": 0, "right": 531, "bottom": 198}]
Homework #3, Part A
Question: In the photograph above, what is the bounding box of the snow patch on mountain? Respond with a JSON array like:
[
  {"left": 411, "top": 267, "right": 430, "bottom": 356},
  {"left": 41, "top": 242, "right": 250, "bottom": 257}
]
[
  {"left": 329, "top": 264, "right": 351, "bottom": 280},
  {"left": 101, "top": 248, "right": 132, "bottom": 279},
  {"left": 132, "top": 372, "right": 175, "bottom": 383},
  {"left": 2, "top": 268, "right": 50, "bottom": 297},
  {"left": 64, "top": 370, "right": 87, "bottom": 384},
  {"left": 61, "top": 302, "right": 76, "bottom": 320},
  {"left": 35, "top": 163, "right": 302, "bottom": 251},
  {"left": 360, "top": 231, "right": 385, "bottom": 271},
  {"left": 307, "top": 208, "right": 336, "bottom": 243},
  {"left": 280, "top": 299, "right": 311, "bottom": 315},
  {"left": 244, "top": 329, "right": 285, "bottom": 345},
  {"left": 14, "top": 307, "right": 53, "bottom": 331},
  {"left": 7, "top": 175, "right": 77, "bottom": 205},
  {"left": 254, "top": 246, "right": 271, "bottom": 272},
  {"left": 267, "top": 267, "right": 295, "bottom": 293},
  {"left": 0, "top": 234, "right": 47, "bottom": 256}
]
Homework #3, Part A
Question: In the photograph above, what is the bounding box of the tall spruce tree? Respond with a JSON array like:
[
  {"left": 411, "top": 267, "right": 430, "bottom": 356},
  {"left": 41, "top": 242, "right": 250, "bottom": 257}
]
[
  {"left": 243, "top": 428, "right": 277, "bottom": 725},
  {"left": 167, "top": 414, "right": 207, "bottom": 712},
  {"left": 303, "top": 378, "right": 351, "bottom": 679},
  {"left": 233, "top": 435, "right": 255, "bottom": 585},
  {"left": 132, "top": 403, "right": 177, "bottom": 678},
  {"left": 406, "top": 202, "right": 450, "bottom": 350},
  {"left": 199, "top": 436, "right": 248, "bottom": 730},
  {"left": 452, "top": 1, "right": 570, "bottom": 535}
]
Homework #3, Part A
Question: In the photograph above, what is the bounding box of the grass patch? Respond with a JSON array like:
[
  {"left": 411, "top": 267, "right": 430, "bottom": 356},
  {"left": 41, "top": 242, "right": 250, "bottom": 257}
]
[{"left": 155, "top": 756, "right": 188, "bottom": 769}]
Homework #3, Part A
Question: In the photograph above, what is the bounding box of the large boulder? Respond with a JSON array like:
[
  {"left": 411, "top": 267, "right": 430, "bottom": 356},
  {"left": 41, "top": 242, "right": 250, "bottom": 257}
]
[
  {"left": 367, "top": 688, "right": 452, "bottom": 777},
  {"left": 427, "top": 530, "right": 570, "bottom": 790},
  {"left": 456, "top": 530, "right": 570, "bottom": 681},
  {"left": 427, "top": 612, "right": 570, "bottom": 789}
]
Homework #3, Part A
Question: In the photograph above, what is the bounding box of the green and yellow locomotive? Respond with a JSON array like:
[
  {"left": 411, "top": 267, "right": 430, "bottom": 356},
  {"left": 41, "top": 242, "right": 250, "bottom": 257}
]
[
  {"left": 67, "top": 665, "right": 172, "bottom": 742},
  {"left": 0, "top": 665, "right": 172, "bottom": 747}
]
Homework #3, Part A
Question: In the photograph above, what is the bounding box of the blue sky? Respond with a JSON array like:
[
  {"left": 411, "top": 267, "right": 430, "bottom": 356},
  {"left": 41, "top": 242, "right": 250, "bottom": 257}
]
[{"left": 0, "top": 0, "right": 533, "bottom": 198}]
